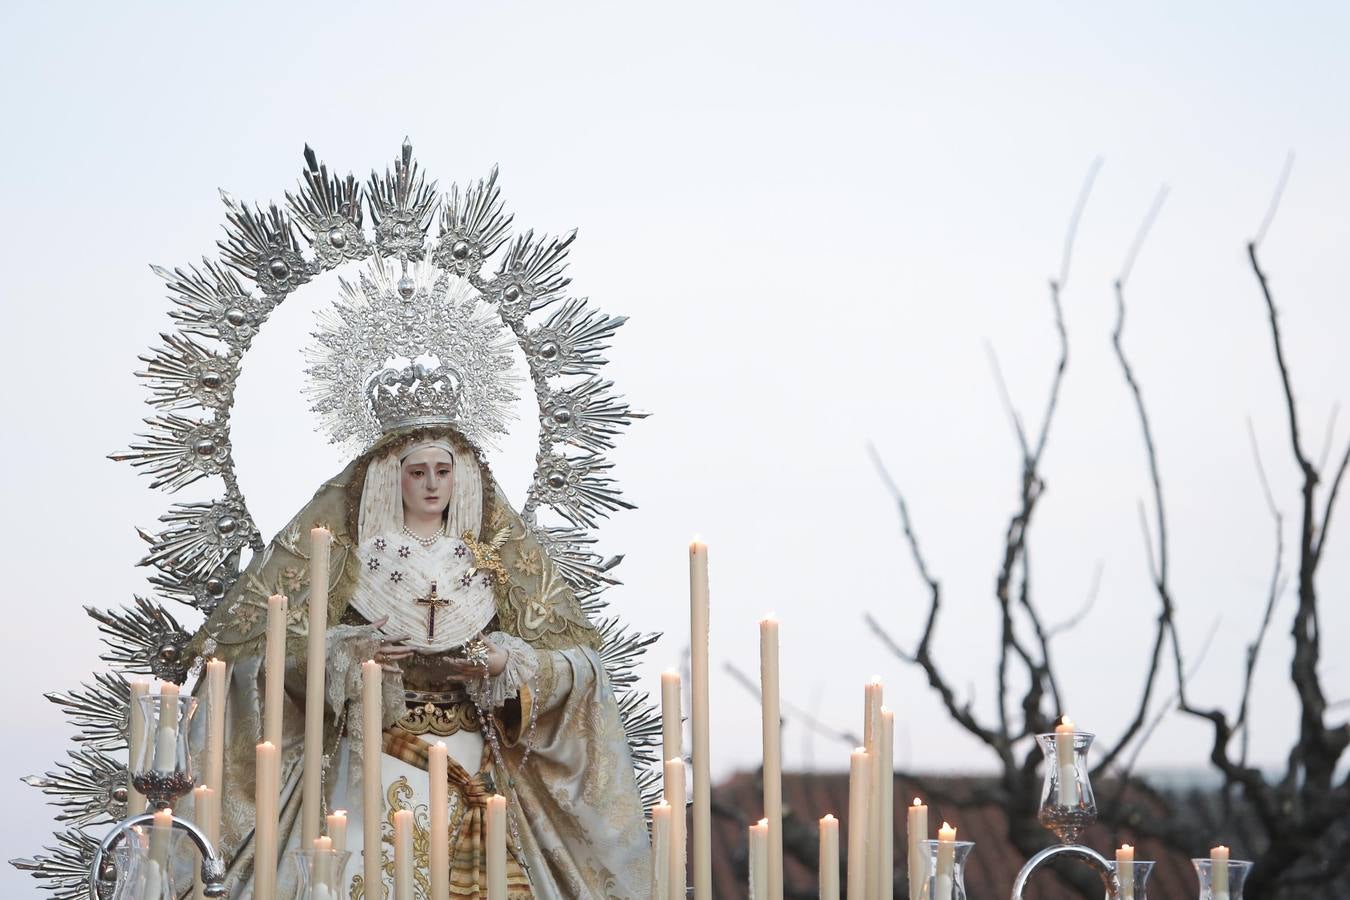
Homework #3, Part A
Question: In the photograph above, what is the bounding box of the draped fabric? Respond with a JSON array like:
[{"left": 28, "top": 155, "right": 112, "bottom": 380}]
[{"left": 175, "top": 426, "right": 651, "bottom": 899}]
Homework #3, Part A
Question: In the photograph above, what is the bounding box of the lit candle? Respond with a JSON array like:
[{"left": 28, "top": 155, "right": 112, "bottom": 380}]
[
  {"left": 847, "top": 748, "right": 870, "bottom": 900},
  {"left": 934, "top": 823, "right": 956, "bottom": 900},
  {"left": 264, "top": 595, "right": 288, "bottom": 748},
  {"left": 1116, "top": 844, "right": 1135, "bottom": 900},
  {"left": 749, "top": 819, "right": 768, "bottom": 900},
  {"left": 361, "top": 660, "right": 383, "bottom": 900},
  {"left": 327, "top": 810, "right": 348, "bottom": 854},
  {"left": 760, "top": 615, "right": 783, "bottom": 900},
  {"left": 394, "top": 809, "right": 414, "bottom": 900},
  {"left": 908, "top": 798, "right": 929, "bottom": 900},
  {"left": 665, "top": 758, "right": 687, "bottom": 900},
  {"left": 486, "top": 794, "right": 507, "bottom": 900},
  {"left": 152, "top": 682, "right": 180, "bottom": 773},
  {"left": 688, "top": 538, "right": 712, "bottom": 900},
  {"left": 1211, "top": 845, "right": 1230, "bottom": 900},
  {"left": 304, "top": 526, "right": 332, "bottom": 848},
  {"left": 144, "top": 806, "right": 174, "bottom": 900},
  {"left": 1054, "top": 717, "right": 1078, "bottom": 806},
  {"left": 127, "top": 678, "right": 150, "bottom": 812},
  {"left": 254, "top": 742, "right": 279, "bottom": 900},
  {"left": 314, "top": 835, "right": 334, "bottom": 897},
  {"left": 863, "top": 678, "right": 883, "bottom": 900},
  {"left": 661, "top": 669, "right": 682, "bottom": 770},
  {"left": 651, "top": 803, "right": 672, "bottom": 900},
  {"left": 819, "top": 814, "right": 840, "bottom": 900},
  {"left": 429, "top": 741, "right": 450, "bottom": 900},
  {"left": 879, "top": 708, "right": 895, "bottom": 900}
]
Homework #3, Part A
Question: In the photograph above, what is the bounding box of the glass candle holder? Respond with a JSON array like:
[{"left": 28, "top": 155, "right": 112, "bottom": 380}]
[
  {"left": 1035, "top": 731, "right": 1098, "bottom": 843},
  {"left": 116, "top": 823, "right": 184, "bottom": 900},
  {"left": 99, "top": 831, "right": 148, "bottom": 900},
  {"left": 290, "top": 848, "right": 354, "bottom": 900},
  {"left": 1108, "top": 859, "right": 1155, "bottom": 900},
  {"left": 1192, "top": 858, "right": 1253, "bottom": 900},
  {"left": 131, "top": 692, "right": 198, "bottom": 808},
  {"left": 922, "top": 838, "right": 975, "bottom": 900}
]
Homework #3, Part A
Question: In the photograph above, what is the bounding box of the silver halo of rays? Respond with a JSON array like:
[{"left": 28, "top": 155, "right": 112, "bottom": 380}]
[{"left": 13, "top": 140, "right": 658, "bottom": 898}]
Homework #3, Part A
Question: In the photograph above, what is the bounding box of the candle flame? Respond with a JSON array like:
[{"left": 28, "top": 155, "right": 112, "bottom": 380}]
[
  {"left": 913, "top": 797, "right": 923, "bottom": 806},
  {"left": 758, "top": 817, "right": 768, "bottom": 826},
  {"left": 821, "top": 813, "right": 837, "bottom": 822},
  {"left": 1121, "top": 843, "right": 1133, "bottom": 851},
  {"left": 334, "top": 809, "right": 347, "bottom": 817}
]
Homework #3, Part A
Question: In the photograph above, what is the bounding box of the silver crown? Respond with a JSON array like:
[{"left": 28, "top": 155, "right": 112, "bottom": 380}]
[{"left": 367, "top": 362, "right": 463, "bottom": 433}]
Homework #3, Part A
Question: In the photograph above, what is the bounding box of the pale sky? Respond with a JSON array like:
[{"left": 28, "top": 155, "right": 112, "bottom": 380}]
[{"left": 3, "top": 1, "right": 1349, "bottom": 890}]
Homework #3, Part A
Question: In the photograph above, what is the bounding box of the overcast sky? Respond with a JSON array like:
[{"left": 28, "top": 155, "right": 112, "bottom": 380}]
[{"left": 3, "top": 1, "right": 1349, "bottom": 888}]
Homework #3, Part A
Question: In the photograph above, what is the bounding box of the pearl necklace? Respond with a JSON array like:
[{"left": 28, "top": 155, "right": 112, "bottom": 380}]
[{"left": 402, "top": 524, "right": 441, "bottom": 547}]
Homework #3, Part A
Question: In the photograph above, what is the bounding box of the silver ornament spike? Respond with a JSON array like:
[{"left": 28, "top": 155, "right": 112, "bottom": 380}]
[
  {"left": 85, "top": 597, "right": 191, "bottom": 683},
  {"left": 433, "top": 166, "right": 514, "bottom": 276},
  {"left": 287, "top": 145, "right": 370, "bottom": 269},
  {"left": 44, "top": 673, "right": 131, "bottom": 752},
  {"left": 22, "top": 748, "right": 127, "bottom": 826},
  {"left": 525, "top": 298, "right": 627, "bottom": 377},
  {"left": 218, "top": 201, "right": 311, "bottom": 297}
]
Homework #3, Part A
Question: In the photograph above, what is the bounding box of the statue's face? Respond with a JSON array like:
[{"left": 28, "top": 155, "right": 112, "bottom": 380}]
[{"left": 400, "top": 447, "right": 455, "bottom": 520}]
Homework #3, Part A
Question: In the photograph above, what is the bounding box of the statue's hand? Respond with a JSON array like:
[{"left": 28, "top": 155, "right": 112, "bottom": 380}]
[
  {"left": 368, "top": 615, "right": 415, "bottom": 672},
  {"left": 444, "top": 632, "right": 508, "bottom": 680}
]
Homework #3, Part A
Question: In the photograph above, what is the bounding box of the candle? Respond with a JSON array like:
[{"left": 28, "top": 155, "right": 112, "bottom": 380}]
[
  {"left": 908, "top": 798, "right": 929, "bottom": 900},
  {"left": 665, "top": 758, "right": 687, "bottom": 900},
  {"left": 760, "top": 615, "right": 783, "bottom": 900},
  {"left": 1054, "top": 717, "right": 1078, "bottom": 806},
  {"left": 486, "top": 794, "right": 507, "bottom": 900},
  {"left": 192, "top": 786, "right": 216, "bottom": 900},
  {"left": 327, "top": 810, "right": 348, "bottom": 854},
  {"left": 749, "top": 819, "right": 769, "bottom": 900},
  {"left": 688, "top": 538, "right": 712, "bottom": 900},
  {"left": 429, "top": 741, "right": 450, "bottom": 900},
  {"left": 127, "top": 679, "right": 150, "bottom": 812},
  {"left": 143, "top": 806, "right": 174, "bottom": 900},
  {"left": 935, "top": 823, "right": 956, "bottom": 900},
  {"left": 314, "top": 835, "right": 334, "bottom": 897},
  {"left": 205, "top": 659, "right": 227, "bottom": 800},
  {"left": 819, "top": 814, "right": 840, "bottom": 900},
  {"left": 361, "top": 660, "right": 383, "bottom": 900},
  {"left": 254, "top": 742, "right": 280, "bottom": 900},
  {"left": 879, "top": 708, "right": 895, "bottom": 900},
  {"left": 393, "top": 809, "right": 414, "bottom": 900},
  {"left": 847, "top": 748, "right": 870, "bottom": 900},
  {"left": 863, "top": 679, "right": 883, "bottom": 900},
  {"left": 304, "top": 526, "right": 332, "bottom": 848},
  {"left": 152, "top": 682, "right": 180, "bottom": 773},
  {"left": 650, "top": 803, "right": 672, "bottom": 900},
  {"left": 661, "top": 669, "right": 682, "bottom": 768},
  {"left": 264, "top": 595, "right": 288, "bottom": 748},
  {"left": 1211, "top": 845, "right": 1230, "bottom": 900},
  {"left": 1116, "top": 844, "right": 1135, "bottom": 900}
]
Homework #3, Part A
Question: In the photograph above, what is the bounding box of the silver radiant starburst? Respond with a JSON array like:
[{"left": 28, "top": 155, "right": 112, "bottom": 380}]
[{"left": 306, "top": 259, "right": 520, "bottom": 456}]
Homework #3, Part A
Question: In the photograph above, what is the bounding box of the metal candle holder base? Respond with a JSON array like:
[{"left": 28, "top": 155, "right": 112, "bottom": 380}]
[
  {"left": 1011, "top": 842, "right": 1120, "bottom": 899},
  {"left": 89, "top": 811, "right": 228, "bottom": 899}
]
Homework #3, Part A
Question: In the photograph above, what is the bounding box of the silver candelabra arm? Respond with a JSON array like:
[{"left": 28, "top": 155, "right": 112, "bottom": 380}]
[
  {"left": 89, "top": 811, "right": 228, "bottom": 899},
  {"left": 1010, "top": 842, "right": 1119, "bottom": 900}
]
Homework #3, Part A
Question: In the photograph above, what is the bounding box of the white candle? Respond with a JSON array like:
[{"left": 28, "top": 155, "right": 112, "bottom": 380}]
[
  {"left": 665, "top": 758, "right": 687, "bottom": 900},
  {"left": 908, "top": 798, "right": 929, "bottom": 900},
  {"left": 429, "top": 741, "right": 450, "bottom": 900},
  {"left": 1116, "top": 844, "right": 1135, "bottom": 900},
  {"left": 393, "top": 809, "right": 414, "bottom": 900},
  {"left": 128, "top": 678, "right": 150, "bottom": 812},
  {"left": 314, "top": 835, "right": 334, "bottom": 894},
  {"left": 327, "top": 810, "right": 348, "bottom": 854},
  {"left": 192, "top": 786, "right": 216, "bottom": 900},
  {"left": 152, "top": 682, "right": 180, "bottom": 773},
  {"left": 688, "top": 538, "right": 712, "bottom": 900},
  {"left": 749, "top": 819, "right": 769, "bottom": 900},
  {"left": 264, "top": 595, "right": 288, "bottom": 748},
  {"left": 254, "top": 742, "right": 279, "bottom": 900},
  {"left": 651, "top": 803, "right": 672, "bottom": 900},
  {"left": 1211, "top": 845, "right": 1230, "bottom": 900},
  {"left": 879, "top": 708, "right": 895, "bottom": 900},
  {"left": 304, "top": 526, "right": 332, "bottom": 848},
  {"left": 863, "top": 679, "right": 882, "bottom": 900},
  {"left": 205, "top": 659, "right": 227, "bottom": 799},
  {"left": 361, "top": 660, "right": 383, "bottom": 900},
  {"left": 661, "top": 669, "right": 682, "bottom": 766},
  {"left": 819, "top": 814, "right": 840, "bottom": 900},
  {"left": 144, "top": 806, "right": 174, "bottom": 900},
  {"left": 934, "top": 823, "right": 956, "bottom": 900},
  {"left": 1054, "top": 717, "right": 1078, "bottom": 806},
  {"left": 760, "top": 616, "right": 783, "bottom": 900},
  {"left": 486, "top": 794, "right": 507, "bottom": 900},
  {"left": 847, "top": 748, "right": 870, "bottom": 900}
]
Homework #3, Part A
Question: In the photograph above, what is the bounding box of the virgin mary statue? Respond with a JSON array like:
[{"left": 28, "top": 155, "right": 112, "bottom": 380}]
[{"left": 174, "top": 265, "right": 652, "bottom": 899}]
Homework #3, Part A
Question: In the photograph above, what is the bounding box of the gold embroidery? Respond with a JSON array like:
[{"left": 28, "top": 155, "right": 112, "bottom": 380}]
[
  {"left": 396, "top": 702, "right": 481, "bottom": 736},
  {"left": 461, "top": 530, "right": 509, "bottom": 586}
]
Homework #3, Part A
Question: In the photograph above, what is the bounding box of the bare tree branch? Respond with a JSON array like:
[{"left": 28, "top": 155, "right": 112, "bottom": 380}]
[
  {"left": 1046, "top": 562, "right": 1104, "bottom": 639},
  {"left": 1253, "top": 150, "right": 1295, "bottom": 248}
]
